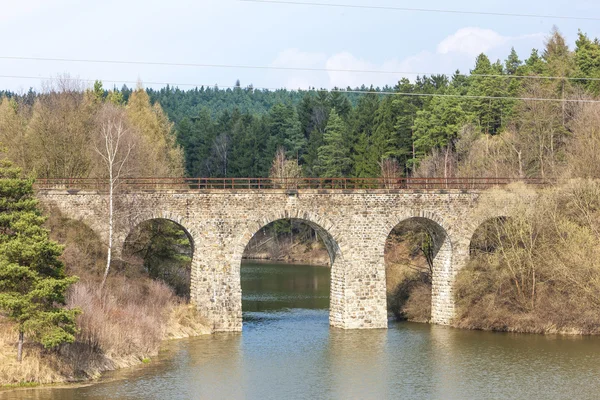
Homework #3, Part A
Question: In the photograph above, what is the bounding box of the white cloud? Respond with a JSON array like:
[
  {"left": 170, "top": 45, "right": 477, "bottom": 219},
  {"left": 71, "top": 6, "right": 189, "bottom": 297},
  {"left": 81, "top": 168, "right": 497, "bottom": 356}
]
[
  {"left": 325, "top": 52, "right": 378, "bottom": 88},
  {"left": 270, "top": 49, "right": 328, "bottom": 89},
  {"left": 437, "top": 27, "right": 509, "bottom": 58},
  {"left": 271, "top": 27, "right": 545, "bottom": 89}
]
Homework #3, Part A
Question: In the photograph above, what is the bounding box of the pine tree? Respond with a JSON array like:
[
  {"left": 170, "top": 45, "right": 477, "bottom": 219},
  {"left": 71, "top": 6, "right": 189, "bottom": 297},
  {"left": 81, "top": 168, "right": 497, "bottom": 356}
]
[
  {"left": 265, "top": 103, "right": 304, "bottom": 160},
  {"left": 505, "top": 48, "right": 522, "bottom": 75},
  {"left": 413, "top": 91, "right": 472, "bottom": 157},
  {"left": 574, "top": 31, "right": 600, "bottom": 94},
  {"left": 350, "top": 91, "right": 379, "bottom": 177},
  {"left": 316, "top": 109, "right": 352, "bottom": 177},
  {"left": 0, "top": 158, "right": 79, "bottom": 361},
  {"left": 524, "top": 49, "right": 546, "bottom": 75},
  {"left": 467, "top": 54, "right": 509, "bottom": 135}
]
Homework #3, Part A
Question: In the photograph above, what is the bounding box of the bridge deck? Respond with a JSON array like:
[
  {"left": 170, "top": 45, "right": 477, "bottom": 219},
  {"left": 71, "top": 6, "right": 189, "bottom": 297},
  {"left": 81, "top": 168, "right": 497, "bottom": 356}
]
[{"left": 34, "top": 177, "right": 548, "bottom": 191}]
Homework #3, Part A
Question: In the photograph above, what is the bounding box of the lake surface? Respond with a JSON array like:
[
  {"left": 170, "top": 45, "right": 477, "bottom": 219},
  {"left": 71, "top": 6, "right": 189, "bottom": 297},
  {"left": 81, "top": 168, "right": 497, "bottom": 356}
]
[{"left": 4, "top": 262, "right": 600, "bottom": 400}]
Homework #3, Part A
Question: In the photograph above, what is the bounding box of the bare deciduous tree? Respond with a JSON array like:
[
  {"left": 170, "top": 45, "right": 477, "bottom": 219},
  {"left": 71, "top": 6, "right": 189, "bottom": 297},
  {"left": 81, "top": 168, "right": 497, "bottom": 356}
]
[
  {"left": 94, "top": 105, "right": 134, "bottom": 290},
  {"left": 379, "top": 158, "right": 401, "bottom": 189},
  {"left": 270, "top": 146, "right": 302, "bottom": 188}
]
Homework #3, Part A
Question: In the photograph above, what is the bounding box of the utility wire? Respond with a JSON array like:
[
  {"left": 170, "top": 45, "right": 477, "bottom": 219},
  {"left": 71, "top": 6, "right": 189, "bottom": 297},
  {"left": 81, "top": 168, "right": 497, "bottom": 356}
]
[
  {"left": 2, "top": 55, "right": 600, "bottom": 82},
  {"left": 1, "top": 74, "right": 599, "bottom": 103},
  {"left": 238, "top": 0, "right": 600, "bottom": 21}
]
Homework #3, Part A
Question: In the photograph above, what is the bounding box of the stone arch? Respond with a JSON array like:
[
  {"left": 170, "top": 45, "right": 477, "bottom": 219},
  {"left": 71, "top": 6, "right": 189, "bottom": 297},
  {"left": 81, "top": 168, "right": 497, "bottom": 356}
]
[
  {"left": 381, "top": 211, "right": 454, "bottom": 325},
  {"left": 468, "top": 216, "right": 510, "bottom": 257},
  {"left": 232, "top": 209, "right": 348, "bottom": 328},
  {"left": 232, "top": 209, "right": 346, "bottom": 265},
  {"left": 116, "top": 211, "right": 200, "bottom": 258},
  {"left": 116, "top": 211, "right": 200, "bottom": 300}
]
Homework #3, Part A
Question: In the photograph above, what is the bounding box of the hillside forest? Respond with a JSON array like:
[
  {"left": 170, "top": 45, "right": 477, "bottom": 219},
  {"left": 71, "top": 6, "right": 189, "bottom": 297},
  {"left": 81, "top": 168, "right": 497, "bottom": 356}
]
[
  {"left": 3, "top": 27, "right": 600, "bottom": 387},
  {"left": 1, "top": 28, "right": 600, "bottom": 181}
]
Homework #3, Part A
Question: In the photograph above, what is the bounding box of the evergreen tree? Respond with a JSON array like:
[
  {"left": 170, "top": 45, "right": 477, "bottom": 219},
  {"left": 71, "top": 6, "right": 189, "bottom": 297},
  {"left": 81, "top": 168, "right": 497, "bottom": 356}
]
[
  {"left": 505, "top": 48, "right": 522, "bottom": 75},
  {"left": 0, "top": 158, "right": 79, "bottom": 361},
  {"left": 413, "top": 91, "right": 472, "bottom": 157},
  {"left": 350, "top": 91, "right": 379, "bottom": 177},
  {"left": 467, "top": 54, "right": 509, "bottom": 135},
  {"left": 316, "top": 109, "right": 352, "bottom": 177},
  {"left": 393, "top": 79, "right": 422, "bottom": 172},
  {"left": 328, "top": 90, "right": 352, "bottom": 120},
  {"left": 266, "top": 103, "right": 304, "bottom": 160},
  {"left": 574, "top": 31, "right": 600, "bottom": 94},
  {"left": 303, "top": 128, "right": 324, "bottom": 177},
  {"left": 297, "top": 94, "right": 316, "bottom": 140},
  {"left": 370, "top": 96, "right": 399, "bottom": 171},
  {"left": 524, "top": 49, "right": 546, "bottom": 75}
]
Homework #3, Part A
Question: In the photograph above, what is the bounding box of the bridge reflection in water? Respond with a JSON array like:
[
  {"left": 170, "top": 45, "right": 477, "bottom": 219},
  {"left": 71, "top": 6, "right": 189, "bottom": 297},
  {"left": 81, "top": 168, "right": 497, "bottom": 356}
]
[{"left": 8, "top": 262, "right": 600, "bottom": 400}]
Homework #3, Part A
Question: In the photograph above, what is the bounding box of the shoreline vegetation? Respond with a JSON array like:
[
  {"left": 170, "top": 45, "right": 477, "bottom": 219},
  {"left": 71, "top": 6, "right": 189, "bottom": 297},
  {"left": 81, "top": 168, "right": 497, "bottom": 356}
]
[
  {"left": 0, "top": 206, "right": 212, "bottom": 389},
  {"left": 2, "top": 25, "right": 600, "bottom": 389}
]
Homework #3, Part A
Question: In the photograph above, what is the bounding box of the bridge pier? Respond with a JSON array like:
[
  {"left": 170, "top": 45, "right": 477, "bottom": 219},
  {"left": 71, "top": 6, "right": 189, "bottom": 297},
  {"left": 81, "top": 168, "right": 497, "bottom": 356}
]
[{"left": 36, "top": 188, "right": 513, "bottom": 332}]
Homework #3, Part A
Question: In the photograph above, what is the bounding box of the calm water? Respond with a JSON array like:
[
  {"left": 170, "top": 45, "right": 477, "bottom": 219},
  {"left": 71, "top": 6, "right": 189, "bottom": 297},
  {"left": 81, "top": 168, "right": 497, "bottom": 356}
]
[{"left": 4, "top": 262, "right": 600, "bottom": 400}]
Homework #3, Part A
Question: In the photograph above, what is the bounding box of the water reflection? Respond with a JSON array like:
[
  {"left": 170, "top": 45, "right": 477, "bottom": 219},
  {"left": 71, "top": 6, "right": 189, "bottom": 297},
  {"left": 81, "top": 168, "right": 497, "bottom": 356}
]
[
  {"left": 328, "top": 328, "right": 389, "bottom": 399},
  {"left": 3, "top": 263, "right": 600, "bottom": 400},
  {"left": 241, "top": 262, "right": 330, "bottom": 311}
]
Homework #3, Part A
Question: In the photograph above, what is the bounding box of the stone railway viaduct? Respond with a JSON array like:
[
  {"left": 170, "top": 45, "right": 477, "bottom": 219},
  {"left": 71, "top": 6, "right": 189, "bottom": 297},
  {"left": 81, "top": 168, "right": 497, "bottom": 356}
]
[{"left": 35, "top": 179, "right": 525, "bottom": 332}]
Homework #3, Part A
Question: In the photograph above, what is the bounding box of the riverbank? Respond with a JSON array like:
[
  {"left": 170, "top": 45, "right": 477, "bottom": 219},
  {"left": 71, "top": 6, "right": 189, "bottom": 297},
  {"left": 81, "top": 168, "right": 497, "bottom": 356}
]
[
  {"left": 0, "top": 207, "right": 211, "bottom": 389},
  {"left": 243, "top": 230, "right": 330, "bottom": 266},
  {"left": 0, "top": 303, "right": 211, "bottom": 388},
  {"left": 6, "top": 263, "right": 600, "bottom": 400}
]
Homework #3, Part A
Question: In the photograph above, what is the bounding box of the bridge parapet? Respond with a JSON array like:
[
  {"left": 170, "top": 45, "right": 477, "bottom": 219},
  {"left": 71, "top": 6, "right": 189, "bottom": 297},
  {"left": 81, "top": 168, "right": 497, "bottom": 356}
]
[
  {"left": 34, "top": 177, "right": 549, "bottom": 191},
  {"left": 36, "top": 181, "right": 530, "bottom": 331}
]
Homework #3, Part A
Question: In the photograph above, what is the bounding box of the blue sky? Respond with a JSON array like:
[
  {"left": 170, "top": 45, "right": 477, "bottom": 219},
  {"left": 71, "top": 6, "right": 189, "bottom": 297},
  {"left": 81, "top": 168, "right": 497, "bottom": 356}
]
[{"left": 1, "top": 0, "right": 600, "bottom": 92}]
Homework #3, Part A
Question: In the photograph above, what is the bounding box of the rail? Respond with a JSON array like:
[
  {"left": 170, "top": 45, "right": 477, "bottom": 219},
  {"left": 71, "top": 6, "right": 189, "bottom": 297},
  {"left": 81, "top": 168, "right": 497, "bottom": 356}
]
[{"left": 33, "top": 177, "right": 551, "bottom": 191}]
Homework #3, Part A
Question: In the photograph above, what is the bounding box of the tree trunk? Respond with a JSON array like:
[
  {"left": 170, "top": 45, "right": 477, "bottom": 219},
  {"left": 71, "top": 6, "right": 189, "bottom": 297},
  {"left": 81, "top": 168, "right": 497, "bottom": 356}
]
[
  {"left": 518, "top": 151, "right": 524, "bottom": 179},
  {"left": 444, "top": 145, "right": 450, "bottom": 188},
  {"left": 101, "top": 175, "right": 114, "bottom": 290},
  {"left": 17, "top": 331, "right": 24, "bottom": 362},
  {"left": 562, "top": 80, "right": 566, "bottom": 127}
]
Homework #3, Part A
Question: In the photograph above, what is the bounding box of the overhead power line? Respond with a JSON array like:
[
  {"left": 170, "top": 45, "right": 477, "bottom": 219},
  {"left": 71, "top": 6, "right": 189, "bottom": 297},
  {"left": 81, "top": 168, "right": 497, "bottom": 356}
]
[
  {"left": 238, "top": 0, "right": 600, "bottom": 21},
  {"left": 1, "top": 74, "right": 599, "bottom": 103},
  {"left": 2, "top": 55, "right": 600, "bottom": 82}
]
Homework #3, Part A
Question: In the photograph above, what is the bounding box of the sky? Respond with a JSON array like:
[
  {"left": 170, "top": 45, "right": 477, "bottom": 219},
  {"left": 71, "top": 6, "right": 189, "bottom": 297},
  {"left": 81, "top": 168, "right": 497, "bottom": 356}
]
[{"left": 1, "top": 0, "right": 600, "bottom": 92}]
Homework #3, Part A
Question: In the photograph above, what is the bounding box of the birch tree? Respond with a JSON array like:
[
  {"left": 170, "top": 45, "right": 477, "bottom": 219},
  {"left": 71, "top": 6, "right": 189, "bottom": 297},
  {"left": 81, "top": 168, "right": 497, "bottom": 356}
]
[{"left": 94, "top": 106, "right": 133, "bottom": 289}]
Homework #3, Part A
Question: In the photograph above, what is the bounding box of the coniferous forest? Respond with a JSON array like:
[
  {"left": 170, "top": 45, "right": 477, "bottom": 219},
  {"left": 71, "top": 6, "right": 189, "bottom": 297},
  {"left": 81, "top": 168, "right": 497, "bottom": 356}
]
[
  {"left": 2, "top": 28, "right": 600, "bottom": 181},
  {"left": 4, "top": 26, "right": 600, "bottom": 387}
]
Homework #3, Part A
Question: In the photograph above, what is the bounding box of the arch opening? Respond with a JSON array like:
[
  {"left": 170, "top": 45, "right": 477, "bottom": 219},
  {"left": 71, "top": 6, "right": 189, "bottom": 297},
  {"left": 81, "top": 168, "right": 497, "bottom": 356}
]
[
  {"left": 469, "top": 217, "right": 509, "bottom": 257},
  {"left": 384, "top": 217, "right": 450, "bottom": 323},
  {"left": 239, "top": 217, "right": 342, "bottom": 319},
  {"left": 122, "top": 218, "right": 194, "bottom": 300}
]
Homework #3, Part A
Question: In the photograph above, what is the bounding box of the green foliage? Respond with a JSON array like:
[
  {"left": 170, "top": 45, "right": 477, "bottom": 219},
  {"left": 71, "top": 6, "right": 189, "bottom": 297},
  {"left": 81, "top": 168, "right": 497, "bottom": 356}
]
[
  {"left": 467, "top": 54, "right": 511, "bottom": 135},
  {"left": 2, "top": 27, "right": 599, "bottom": 180},
  {"left": 0, "top": 159, "right": 79, "bottom": 350},
  {"left": 413, "top": 90, "right": 472, "bottom": 156},
  {"left": 123, "top": 219, "right": 192, "bottom": 298},
  {"left": 316, "top": 109, "right": 352, "bottom": 177},
  {"left": 574, "top": 31, "right": 600, "bottom": 94}
]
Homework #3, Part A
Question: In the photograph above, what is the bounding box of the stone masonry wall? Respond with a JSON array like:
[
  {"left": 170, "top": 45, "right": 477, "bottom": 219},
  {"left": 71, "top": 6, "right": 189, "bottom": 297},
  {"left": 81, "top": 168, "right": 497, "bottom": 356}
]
[{"left": 37, "top": 188, "right": 510, "bottom": 331}]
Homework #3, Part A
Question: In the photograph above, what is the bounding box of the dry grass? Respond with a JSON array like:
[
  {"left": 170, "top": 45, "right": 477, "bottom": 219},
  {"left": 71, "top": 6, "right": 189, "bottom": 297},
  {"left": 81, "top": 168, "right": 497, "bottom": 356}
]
[
  {"left": 68, "top": 278, "right": 175, "bottom": 358},
  {"left": 166, "top": 303, "right": 212, "bottom": 339},
  {"left": 0, "top": 320, "right": 70, "bottom": 385},
  {"left": 0, "top": 207, "right": 211, "bottom": 387},
  {"left": 0, "top": 278, "right": 211, "bottom": 386},
  {"left": 402, "top": 283, "right": 432, "bottom": 323}
]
